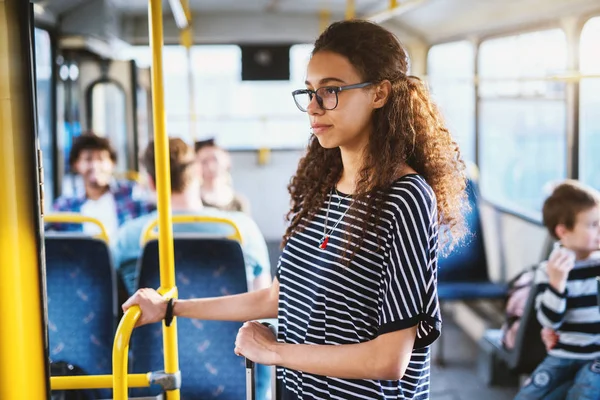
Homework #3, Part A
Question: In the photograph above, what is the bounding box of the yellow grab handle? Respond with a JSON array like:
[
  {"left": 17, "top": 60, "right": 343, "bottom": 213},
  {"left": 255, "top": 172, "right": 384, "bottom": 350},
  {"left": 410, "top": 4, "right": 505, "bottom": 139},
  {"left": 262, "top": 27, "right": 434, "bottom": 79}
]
[
  {"left": 140, "top": 215, "right": 244, "bottom": 246},
  {"left": 44, "top": 213, "right": 110, "bottom": 243},
  {"left": 113, "top": 305, "right": 142, "bottom": 400}
]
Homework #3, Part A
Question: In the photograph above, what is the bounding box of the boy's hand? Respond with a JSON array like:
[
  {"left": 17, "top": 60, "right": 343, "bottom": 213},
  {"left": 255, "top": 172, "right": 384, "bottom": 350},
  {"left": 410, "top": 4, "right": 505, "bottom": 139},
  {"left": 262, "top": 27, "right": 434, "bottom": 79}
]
[
  {"left": 540, "top": 328, "right": 559, "bottom": 351},
  {"left": 547, "top": 247, "right": 575, "bottom": 293}
]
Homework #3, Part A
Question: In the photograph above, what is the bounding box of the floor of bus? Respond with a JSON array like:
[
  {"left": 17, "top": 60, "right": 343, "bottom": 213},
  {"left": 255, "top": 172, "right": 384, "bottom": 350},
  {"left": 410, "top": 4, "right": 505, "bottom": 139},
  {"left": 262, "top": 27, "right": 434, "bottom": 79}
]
[{"left": 430, "top": 313, "right": 518, "bottom": 400}]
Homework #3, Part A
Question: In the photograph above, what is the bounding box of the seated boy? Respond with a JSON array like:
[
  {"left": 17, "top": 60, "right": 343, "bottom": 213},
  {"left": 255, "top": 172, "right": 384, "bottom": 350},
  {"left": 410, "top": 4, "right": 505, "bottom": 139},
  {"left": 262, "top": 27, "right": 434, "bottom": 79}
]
[{"left": 515, "top": 180, "right": 600, "bottom": 400}]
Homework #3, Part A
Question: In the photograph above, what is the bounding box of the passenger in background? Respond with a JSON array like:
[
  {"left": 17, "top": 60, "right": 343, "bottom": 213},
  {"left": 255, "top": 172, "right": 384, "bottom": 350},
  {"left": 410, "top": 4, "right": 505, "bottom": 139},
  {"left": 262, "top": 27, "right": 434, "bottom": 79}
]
[
  {"left": 195, "top": 138, "right": 250, "bottom": 213},
  {"left": 515, "top": 180, "right": 600, "bottom": 400},
  {"left": 48, "top": 133, "right": 153, "bottom": 239},
  {"left": 113, "top": 137, "right": 270, "bottom": 295}
]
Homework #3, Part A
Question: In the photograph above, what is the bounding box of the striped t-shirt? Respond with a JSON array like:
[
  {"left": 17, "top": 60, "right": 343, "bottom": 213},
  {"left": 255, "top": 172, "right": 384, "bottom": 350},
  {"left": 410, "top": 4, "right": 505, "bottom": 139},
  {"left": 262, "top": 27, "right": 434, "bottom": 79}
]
[
  {"left": 276, "top": 174, "right": 441, "bottom": 400},
  {"left": 535, "top": 256, "right": 600, "bottom": 359}
]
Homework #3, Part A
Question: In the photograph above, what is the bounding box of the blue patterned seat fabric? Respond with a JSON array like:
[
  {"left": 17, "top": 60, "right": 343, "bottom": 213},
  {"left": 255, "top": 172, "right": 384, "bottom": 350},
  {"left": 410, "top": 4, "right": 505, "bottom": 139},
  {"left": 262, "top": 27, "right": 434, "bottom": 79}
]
[
  {"left": 130, "top": 238, "right": 248, "bottom": 400},
  {"left": 45, "top": 235, "right": 117, "bottom": 399},
  {"left": 437, "top": 178, "right": 507, "bottom": 300}
]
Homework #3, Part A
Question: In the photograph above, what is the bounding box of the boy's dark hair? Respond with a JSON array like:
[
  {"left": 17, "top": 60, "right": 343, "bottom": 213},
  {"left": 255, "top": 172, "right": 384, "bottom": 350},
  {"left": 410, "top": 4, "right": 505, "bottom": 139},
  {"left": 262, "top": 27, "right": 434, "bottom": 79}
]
[
  {"left": 141, "top": 138, "right": 195, "bottom": 193},
  {"left": 69, "top": 132, "right": 117, "bottom": 167},
  {"left": 194, "top": 138, "right": 215, "bottom": 153},
  {"left": 542, "top": 180, "right": 600, "bottom": 239}
]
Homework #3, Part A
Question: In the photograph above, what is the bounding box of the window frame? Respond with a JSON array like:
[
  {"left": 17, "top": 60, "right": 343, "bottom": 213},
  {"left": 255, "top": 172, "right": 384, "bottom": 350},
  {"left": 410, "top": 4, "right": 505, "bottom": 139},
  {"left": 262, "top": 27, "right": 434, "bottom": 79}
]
[{"left": 426, "top": 18, "right": 600, "bottom": 223}]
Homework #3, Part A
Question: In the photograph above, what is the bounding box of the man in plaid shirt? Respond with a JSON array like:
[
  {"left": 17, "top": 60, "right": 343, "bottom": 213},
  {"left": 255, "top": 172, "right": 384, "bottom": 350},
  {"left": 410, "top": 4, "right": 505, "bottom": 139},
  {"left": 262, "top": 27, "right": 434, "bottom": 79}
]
[{"left": 48, "top": 133, "right": 154, "bottom": 239}]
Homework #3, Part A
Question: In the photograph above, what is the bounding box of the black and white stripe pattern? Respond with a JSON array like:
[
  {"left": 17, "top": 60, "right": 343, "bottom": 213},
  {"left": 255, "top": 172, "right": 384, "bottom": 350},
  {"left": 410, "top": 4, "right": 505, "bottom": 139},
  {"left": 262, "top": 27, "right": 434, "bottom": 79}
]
[
  {"left": 535, "top": 257, "right": 600, "bottom": 359},
  {"left": 276, "top": 175, "right": 441, "bottom": 399}
]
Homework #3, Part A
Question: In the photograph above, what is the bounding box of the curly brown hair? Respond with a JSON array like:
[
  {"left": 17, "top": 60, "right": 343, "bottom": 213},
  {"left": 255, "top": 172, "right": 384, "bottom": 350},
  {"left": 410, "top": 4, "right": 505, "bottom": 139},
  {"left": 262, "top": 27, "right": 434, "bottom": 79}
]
[
  {"left": 282, "top": 20, "right": 468, "bottom": 259},
  {"left": 69, "top": 132, "right": 117, "bottom": 167}
]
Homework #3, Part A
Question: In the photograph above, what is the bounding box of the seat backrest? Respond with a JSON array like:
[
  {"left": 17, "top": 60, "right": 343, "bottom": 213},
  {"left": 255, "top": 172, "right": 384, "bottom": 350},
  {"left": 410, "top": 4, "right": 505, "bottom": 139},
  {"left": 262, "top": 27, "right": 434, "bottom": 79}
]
[
  {"left": 45, "top": 235, "right": 117, "bottom": 376},
  {"left": 507, "top": 282, "right": 546, "bottom": 373},
  {"left": 130, "top": 238, "right": 248, "bottom": 400},
  {"left": 437, "top": 178, "right": 490, "bottom": 283}
]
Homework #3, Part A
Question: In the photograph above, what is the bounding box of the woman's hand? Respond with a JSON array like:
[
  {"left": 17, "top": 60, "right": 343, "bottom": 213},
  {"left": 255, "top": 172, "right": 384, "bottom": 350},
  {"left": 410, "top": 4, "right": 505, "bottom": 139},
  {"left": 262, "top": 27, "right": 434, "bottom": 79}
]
[
  {"left": 235, "top": 321, "right": 280, "bottom": 365},
  {"left": 122, "top": 288, "right": 169, "bottom": 327}
]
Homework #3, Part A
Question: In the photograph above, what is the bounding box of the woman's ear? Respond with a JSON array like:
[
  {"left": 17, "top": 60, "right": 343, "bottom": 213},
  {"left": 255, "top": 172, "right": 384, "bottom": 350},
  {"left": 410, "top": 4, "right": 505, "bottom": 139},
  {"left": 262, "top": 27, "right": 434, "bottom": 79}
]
[{"left": 373, "top": 80, "right": 392, "bottom": 109}]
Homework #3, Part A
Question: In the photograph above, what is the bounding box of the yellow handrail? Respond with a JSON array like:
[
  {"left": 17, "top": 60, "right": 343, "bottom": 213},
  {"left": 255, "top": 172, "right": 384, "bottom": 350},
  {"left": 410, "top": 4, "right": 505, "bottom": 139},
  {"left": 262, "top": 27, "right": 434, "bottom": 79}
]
[
  {"left": 110, "top": 288, "right": 177, "bottom": 400},
  {"left": 140, "top": 215, "right": 244, "bottom": 246},
  {"left": 51, "top": 374, "right": 150, "bottom": 390},
  {"left": 113, "top": 0, "right": 182, "bottom": 399},
  {"left": 112, "top": 0, "right": 182, "bottom": 396},
  {"left": 44, "top": 213, "right": 110, "bottom": 243},
  {"left": 113, "top": 305, "right": 142, "bottom": 400}
]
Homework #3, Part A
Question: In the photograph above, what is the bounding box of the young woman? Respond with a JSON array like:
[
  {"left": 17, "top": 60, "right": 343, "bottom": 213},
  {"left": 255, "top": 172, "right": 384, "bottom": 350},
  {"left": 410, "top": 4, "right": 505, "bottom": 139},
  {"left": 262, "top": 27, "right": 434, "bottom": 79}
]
[{"left": 124, "top": 20, "right": 467, "bottom": 400}]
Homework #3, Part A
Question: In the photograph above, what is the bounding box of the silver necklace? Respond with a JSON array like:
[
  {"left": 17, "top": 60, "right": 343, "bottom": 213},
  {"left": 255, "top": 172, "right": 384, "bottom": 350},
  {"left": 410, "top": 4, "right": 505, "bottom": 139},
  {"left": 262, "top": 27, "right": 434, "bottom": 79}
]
[{"left": 319, "top": 189, "right": 352, "bottom": 250}]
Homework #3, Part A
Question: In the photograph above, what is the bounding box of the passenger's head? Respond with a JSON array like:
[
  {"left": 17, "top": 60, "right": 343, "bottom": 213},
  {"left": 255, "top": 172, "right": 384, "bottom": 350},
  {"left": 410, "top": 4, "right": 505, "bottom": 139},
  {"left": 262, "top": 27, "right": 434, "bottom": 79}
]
[
  {"left": 141, "top": 138, "right": 198, "bottom": 194},
  {"left": 195, "top": 142, "right": 231, "bottom": 184},
  {"left": 284, "top": 20, "right": 467, "bottom": 256},
  {"left": 69, "top": 133, "right": 117, "bottom": 188},
  {"left": 543, "top": 180, "right": 600, "bottom": 254},
  {"left": 194, "top": 138, "right": 215, "bottom": 153}
]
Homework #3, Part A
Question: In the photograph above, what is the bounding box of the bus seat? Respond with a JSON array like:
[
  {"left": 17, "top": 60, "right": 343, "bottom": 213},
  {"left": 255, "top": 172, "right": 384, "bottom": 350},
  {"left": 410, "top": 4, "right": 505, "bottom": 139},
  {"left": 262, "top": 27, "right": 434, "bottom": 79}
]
[
  {"left": 45, "top": 235, "right": 117, "bottom": 398},
  {"left": 479, "top": 283, "right": 546, "bottom": 385},
  {"left": 437, "top": 178, "right": 507, "bottom": 300},
  {"left": 435, "top": 178, "right": 507, "bottom": 365},
  {"left": 130, "top": 237, "right": 248, "bottom": 399}
]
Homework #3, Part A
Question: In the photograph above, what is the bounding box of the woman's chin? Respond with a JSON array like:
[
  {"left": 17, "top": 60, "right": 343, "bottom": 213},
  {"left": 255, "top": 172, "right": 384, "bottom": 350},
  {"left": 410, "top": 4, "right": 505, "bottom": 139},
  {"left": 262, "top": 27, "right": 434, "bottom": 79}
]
[{"left": 315, "top": 135, "right": 340, "bottom": 149}]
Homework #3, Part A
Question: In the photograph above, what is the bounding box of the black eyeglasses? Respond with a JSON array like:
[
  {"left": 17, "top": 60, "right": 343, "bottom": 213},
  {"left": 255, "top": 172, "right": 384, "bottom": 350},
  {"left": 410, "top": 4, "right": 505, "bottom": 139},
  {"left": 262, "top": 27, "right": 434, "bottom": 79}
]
[{"left": 291, "top": 82, "right": 372, "bottom": 112}]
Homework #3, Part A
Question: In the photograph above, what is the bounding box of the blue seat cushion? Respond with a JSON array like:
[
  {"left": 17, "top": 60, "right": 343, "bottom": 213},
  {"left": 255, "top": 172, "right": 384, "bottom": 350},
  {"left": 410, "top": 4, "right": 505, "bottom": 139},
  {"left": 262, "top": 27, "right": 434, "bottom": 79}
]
[{"left": 438, "top": 282, "right": 507, "bottom": 300}]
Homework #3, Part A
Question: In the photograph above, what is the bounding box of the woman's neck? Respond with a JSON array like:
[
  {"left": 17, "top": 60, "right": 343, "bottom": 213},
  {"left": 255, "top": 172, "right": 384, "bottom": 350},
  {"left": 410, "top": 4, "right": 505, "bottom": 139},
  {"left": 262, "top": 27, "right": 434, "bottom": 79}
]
[
  {"left": 338, "top": 147, "right": 364, "bottom": 194},
  {"left": 337, "top": 145, "right": 418, "bottom": 195},
  {"left": 201, "top": 183, "right": 235, "bottom": 206}
]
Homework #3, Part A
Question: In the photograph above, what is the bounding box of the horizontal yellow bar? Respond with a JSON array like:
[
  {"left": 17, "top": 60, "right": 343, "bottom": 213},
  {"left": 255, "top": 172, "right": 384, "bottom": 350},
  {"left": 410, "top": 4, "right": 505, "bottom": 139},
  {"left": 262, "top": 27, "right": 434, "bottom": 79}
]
[
  {"left": 51, "top": 373, "right": 150, "bottom": 390},
  {"left": 45, "top": 213, "right": 110, "bottom": 243},
  {"left": 141, "top": 214, "right": 244, "bottom": 246}
]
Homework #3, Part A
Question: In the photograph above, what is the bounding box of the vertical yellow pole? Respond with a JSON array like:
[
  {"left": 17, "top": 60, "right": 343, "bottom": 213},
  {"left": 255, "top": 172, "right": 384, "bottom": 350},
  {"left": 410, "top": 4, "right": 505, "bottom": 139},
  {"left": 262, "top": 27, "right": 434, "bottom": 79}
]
[
  {"left": 319, "top": 9, "right": 331, "bottom": 33},
  {"left": 179, "top": 0, "right": 196, "bottom": 141},
  {"left": 148, "top": 1, "right": 180, "bottom": 399},
  {"left": 390, "top": 0, "right": 398, "bottom": 9},
  {"left": 345, "top": 0, "right": 355, "bottom": 20},
  {"left": 0, "top": 0, "right": 48, "bottom": 398}
]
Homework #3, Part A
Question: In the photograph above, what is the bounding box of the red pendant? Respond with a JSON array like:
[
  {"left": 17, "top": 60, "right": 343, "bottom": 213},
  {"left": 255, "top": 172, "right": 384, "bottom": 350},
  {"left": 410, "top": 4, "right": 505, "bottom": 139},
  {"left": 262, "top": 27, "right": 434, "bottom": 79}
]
[{"left": 319, "top": 236, "right": 329, "bottom": 249}]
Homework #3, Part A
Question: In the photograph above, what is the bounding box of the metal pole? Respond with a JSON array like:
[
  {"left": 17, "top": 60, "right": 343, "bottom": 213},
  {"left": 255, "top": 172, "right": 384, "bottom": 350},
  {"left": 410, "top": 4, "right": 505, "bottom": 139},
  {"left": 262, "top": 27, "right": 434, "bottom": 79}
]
[
  {"left": 0, "top": 0, "right": 49, "bottom": 398},
  {"left": 148, "top": 0, "right": 181, "bottom": 399}
]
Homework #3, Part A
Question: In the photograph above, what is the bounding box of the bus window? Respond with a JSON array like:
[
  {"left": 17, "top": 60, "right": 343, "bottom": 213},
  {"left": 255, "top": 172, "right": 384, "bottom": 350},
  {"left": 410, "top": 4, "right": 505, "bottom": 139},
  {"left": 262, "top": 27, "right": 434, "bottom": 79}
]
[
  {"left": 580, "top": 16, "right": 600, "bottom": 191},
  {"left": 128, "top": 44, "right": 314, "bottom": 149},
  {"left": 90, "top": 81, "right": 128, "bottom": 172},
  {"left": 34, "top": 28, "right": 54, "bottom": 208},
  {"left": 478, "top": 29, "right": 567, "bottom": 214},
  {"left": 427, "top": 41, "right": 475, "bottom": 163}
]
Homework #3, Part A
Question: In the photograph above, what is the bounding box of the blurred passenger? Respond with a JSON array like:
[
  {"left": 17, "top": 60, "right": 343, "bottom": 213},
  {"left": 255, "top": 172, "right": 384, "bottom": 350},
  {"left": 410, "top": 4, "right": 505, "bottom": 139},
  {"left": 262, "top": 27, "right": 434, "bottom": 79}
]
[
  {"left": 515, "top": 180, "right": 600, "bottom": 400},
  {"left": 113, "top": 138, "right": 270, "bottom": 295},
  {"left": 49, "top": 133, "right": 153, "bottom": 238},
  {"left": 195, "top": 139, "right": 250, "bottom": 213}
]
